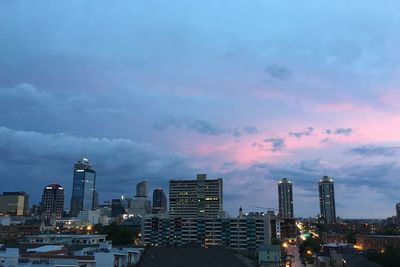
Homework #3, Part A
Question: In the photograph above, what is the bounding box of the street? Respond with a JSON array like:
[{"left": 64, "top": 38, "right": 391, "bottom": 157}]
[{"left": 286, "top": 245, "right": 314, "bottom": 267}]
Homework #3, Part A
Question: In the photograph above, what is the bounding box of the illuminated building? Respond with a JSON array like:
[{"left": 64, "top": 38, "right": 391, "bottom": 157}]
[
  {"left": 169, "top": 174, "right": 223, "bottom": 218},
  {"left": 70, "top": 157, "right": 97, "bottom": 217},
  {"left": 41, "top": 184, "right": 64, "bottom": 221},
  {"left": 319, "top": 176, "right": 336, "bottom": 224},
  {"left": 278, "top": 178, "right": 294, "bottom": 218}
]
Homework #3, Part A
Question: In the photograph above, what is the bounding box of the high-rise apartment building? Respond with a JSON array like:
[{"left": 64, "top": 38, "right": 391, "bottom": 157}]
[
  {"left": 0, "top": 192, "right": 29, "bottom": 216},
  {"left": 319, "top": 176, "right": 336, "bottom": 224},
  {"left": 70, "top": 157, "right": 97, "bottom": 217},
  {"left": 278, "top": 178, "right": 294, "bottom": 218},
  {"left": 169, "top": 174, "right": 223, "bottom": 218},
  {"left": 41, "top": 184, "right": 64, "bottom": 221},
  {"left": 152, "top": 188, "right": 167, "bottom": 214}
]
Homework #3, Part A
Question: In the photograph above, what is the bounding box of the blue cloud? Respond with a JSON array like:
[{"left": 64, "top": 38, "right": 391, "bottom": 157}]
[{"left": 289, "top": 127, "right": 314, "bottom": 138}]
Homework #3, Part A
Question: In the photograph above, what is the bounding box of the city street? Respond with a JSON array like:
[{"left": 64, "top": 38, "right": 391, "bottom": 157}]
[{"left": 286, "top": 245, "right": 314, "bottom": 267}]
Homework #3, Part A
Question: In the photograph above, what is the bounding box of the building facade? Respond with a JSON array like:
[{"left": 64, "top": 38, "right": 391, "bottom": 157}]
[
  {"left": 278, "top": 178, "right": 294, "bottom": 218},
  {"left": 70, "top": 157, "right": 97, "bottom": 217},
  {"left": 0, "top": 192, "right": 29, "bottom": 216},
  {"left": 128, "top": 181, "right": 151, "bottom": 216},
  {"left": 136, "top": 181, "right": 148, "bottom": 198},
  {"left": 319, "top": 176, "right": 336, "bottom": 224},
  {"left": 152, "top": 188, "right": 167, "bottom": 214},
  {"left": 169, "top": 174, "right": 223, "bottom": 218},
  {"left": 141, "top": 213, "right": 271, "bottom": 251},
  {"left": 41, "top": 184, "right": 64, "bottom": 222}
]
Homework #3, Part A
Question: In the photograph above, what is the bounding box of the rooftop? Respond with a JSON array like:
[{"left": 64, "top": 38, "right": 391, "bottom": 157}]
[{"left": 138, "top": 247, "right": 251, "bottom": 267}]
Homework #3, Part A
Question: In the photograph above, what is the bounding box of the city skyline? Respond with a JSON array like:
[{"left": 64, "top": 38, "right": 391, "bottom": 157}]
[{"left": 1, "top": 1, "right": 400, "bottom": 218}]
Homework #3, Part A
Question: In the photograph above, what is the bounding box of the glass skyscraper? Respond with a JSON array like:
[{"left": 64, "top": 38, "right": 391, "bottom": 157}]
[
  {"left": 70, "top": 157, "right": 96, "bottom": 217},
  {"left": 319, "top": 175, "right": 336, "bottom": 224}
]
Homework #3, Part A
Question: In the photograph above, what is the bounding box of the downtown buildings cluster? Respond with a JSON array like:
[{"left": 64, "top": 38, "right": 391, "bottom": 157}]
[{"left": 0, "top": 156, "right": 398, "bottom": 267}]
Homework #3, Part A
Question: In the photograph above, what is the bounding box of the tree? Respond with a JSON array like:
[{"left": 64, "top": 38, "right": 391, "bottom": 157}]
[{"left": 94, "top": 222, "right": 134, "bottom": 245}]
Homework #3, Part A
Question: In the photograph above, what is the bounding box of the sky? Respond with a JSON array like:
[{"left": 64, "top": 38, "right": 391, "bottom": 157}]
[{"left": 1, "top": 1, "right": 400, "bottom": 218}]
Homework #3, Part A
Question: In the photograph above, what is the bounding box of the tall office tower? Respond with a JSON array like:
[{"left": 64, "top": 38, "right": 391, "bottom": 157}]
[
  {"left": 0, "top": 192, "right": 29, "bottom": 216},
  {"left": 319, "top": 176, "right": 336, "bottom": 224},
  {"left": 129, "top": 181, "right": 151, "bottom": 216},
  {"left": 41, "top": 184, "right": 64, "bottom": 221},
  {"left": 136, "top": 181, "right": 148, "bottom": 198},
  {"left": 70, "top": 157, "right": 96, "bottom": 217},
  {"left": 169, "top": 174, "right": 223, "bottom": 218},
  {"left": 396, "top": 203, "right": 400, "bottom": 226},
  {"left": 278, "top": 178, "right": 294, "bottom": 218},
  {"left": 152, "top": 188, "right": 167, "bottom": 214}
]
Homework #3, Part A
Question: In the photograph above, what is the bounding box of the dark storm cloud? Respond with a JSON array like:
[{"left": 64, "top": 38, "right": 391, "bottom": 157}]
[
  {"left": 324, "top": 128, "right": 353, "bottom": 136},
  {"left": 265, "top": 63, "right": 292, "bottom": 80},
  {"left": 0, "top": 126, "right": 194, "bottom": 206},
  {"left": 289, "top": 127, "right": 314, "bottom": 138},
  {"left": 349, "top": 145, "right": 400, "bottom": 157}
]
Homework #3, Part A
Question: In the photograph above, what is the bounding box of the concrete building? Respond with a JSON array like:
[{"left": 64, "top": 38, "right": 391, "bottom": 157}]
[
  {"left": 396, "top": 203, "right": 400, "bottom": 227},
  {"left": 41, "top": 184, "right": 64, "bottom": 224},
  {"left": 128, "top": 181, "right": 151, "bottom": 216},
  {"left": 70, "top": 157, "right": 97, "bottom": 217},
  {"left": 0, "top": 192, "right": 29, "bottom": 216},
  {"left": 24, "top": 234, "right": 107, "bottom": 245},
  {"left": 0, "top": 219, "right": 41, "bottom": 243},
  {"left": 319, "top": 176, "right": 336, "bottom": 224},
  {"left": 136, "top": 181, "right": 148, "bottom": 198},
  {"left": 169, "top": 174, "right": 223, "bottom": 218},
  {"left": 141, "top": 212, "right": 271, "bottom": 251},
  {"left": 278, "top": 178, "right": 294, "bottom": 218}
]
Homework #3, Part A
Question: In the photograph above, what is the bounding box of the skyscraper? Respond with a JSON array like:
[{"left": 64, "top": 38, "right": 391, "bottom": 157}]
[
  {"left": 152, "top": 188, "right": 167, "bottom": 214},
  {"left": 169, "top": 174, "right": 223, "bottom": 218},
  {"left": 319, "top": 176, "right": 336, "bottom": 224},
  {"left": 278, "top": 178, "right": 294, "bottom": 218},
  {"left": 136, "top": 181, "right": 148, "bottom": 198},
  {"left": 41, "top": 184, "right": 64, "bottom": 221},
  {"left": 396, "top": 203, "right": 400, "bottom": 227},
  {"left": 70, "top": 157, "right": 96, "bottom": 217},
  {"left": 129, "top": 181, "right": 151, "bottom": 216}
]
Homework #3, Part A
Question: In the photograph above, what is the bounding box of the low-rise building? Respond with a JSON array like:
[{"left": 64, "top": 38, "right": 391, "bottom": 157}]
[
  {"left": 24, "top": 234, "right": 107, "bottom": 245},
  {"left": 356, "top": 234, "right": 400, "bottom": 251}
]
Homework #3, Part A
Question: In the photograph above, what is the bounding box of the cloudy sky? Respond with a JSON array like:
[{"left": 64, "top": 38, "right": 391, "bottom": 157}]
[{"left": 1, "top": 1, "right": 400, "bottom": 218}]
